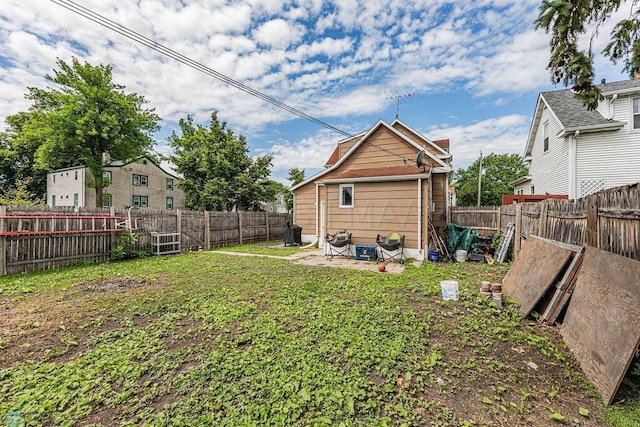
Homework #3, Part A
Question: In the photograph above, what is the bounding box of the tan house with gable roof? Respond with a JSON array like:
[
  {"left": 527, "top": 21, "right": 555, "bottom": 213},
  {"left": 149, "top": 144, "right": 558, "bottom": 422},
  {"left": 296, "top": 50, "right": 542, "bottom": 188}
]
[
  {"left": 291, "top": 119, "right": 453, "bottom": 261},
  {"left": 47, "top": 155, "right": 185, "bottom": 210}
]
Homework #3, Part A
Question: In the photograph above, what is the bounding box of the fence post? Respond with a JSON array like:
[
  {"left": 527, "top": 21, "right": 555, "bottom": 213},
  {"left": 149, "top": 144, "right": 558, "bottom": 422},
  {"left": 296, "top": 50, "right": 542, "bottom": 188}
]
[
  {"left": 496, "top": 206, "right": 502, "bottom": 233},
  {"left": 586, "top": 194, "right": 598, "bottom": 247},
  {"left": 177, "top": 209, "right": 182, "bottom": 244},
  {"left": 266, "top": 212, "right": 271, "bottom": 241},
  {"left": 514, "top": 203, "right": 522, "bottom": 258},
  {"left": 538, "top": 199, "right": 549, "bottom": 239},
  {"left": 204, "top": 211, "right": 210, "bottom": 250},
  {"left": 238, "top": 211, "right": 243, "bottom": 244},
  {"left": 0, "top": 206, "right": 6, "bottom": 276}
]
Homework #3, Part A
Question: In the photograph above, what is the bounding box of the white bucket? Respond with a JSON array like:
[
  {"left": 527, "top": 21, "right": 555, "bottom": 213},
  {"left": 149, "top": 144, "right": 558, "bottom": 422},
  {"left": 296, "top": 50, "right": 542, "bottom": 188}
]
[
  {"left": 440, "top": 280, "right": 459, "bottom": 301},
  {"left": 455, "top": 250, "right": 467, "bottom": 262}
]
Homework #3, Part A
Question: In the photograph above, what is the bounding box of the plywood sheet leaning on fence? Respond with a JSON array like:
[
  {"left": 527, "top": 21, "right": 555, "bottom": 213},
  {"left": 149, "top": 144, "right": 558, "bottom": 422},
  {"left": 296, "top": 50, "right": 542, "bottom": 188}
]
[
  {"left": 560, "top": 246, "right": 640, "bottom": 405},
  {"left": 502, "top": 236, "right": 578, "bottom": 317}
]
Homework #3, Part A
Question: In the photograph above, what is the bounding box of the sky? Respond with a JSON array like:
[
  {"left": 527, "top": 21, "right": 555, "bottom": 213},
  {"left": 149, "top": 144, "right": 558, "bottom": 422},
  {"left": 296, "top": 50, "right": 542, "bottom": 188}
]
[{"left": 0, "top": 0, "right": 631, "bottom": 184}]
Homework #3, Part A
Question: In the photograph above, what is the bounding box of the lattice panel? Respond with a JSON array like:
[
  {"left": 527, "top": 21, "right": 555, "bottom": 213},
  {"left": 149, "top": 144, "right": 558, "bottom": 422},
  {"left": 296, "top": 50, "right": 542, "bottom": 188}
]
[{"left": 580, "top": 179, "right": 605, "bottom": 197}]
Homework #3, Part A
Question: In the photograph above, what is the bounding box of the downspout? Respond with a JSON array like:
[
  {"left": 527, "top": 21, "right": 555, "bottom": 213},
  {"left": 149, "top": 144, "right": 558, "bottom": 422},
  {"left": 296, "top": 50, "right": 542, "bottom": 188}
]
[
  {"left": 315, "top": 183, "right": 319, "bottom": 237},
  {"left": 418, "top": 178, "right": 422, "bottom": 254},
  {"left": 569, "top": 130, "right": 579, "bottom": 198},
  {"left": 609, "top": 94, "right": 617, "bottom": 119}
]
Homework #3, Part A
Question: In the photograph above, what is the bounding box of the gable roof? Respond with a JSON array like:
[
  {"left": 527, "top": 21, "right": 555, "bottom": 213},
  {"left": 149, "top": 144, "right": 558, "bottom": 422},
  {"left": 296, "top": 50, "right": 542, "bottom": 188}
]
[
  {"left": 292, "top": 120, "right": 451, "bottom": 191},
  {"left": 390, "top": 119, "right": 452, "bottom": 159},
  {"left": 524, "top": 79, "right": 640, "bottom": 155}
]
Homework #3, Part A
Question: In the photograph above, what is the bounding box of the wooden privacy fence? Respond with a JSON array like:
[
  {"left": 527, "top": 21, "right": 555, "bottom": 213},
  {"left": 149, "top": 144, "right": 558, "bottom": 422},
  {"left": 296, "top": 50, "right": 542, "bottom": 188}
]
[
  {"left": 450, "top": 183, "right": 640, "bottom": 261},
  {"left": 0, "top": 206, "right": 291, "bottom": 275}
]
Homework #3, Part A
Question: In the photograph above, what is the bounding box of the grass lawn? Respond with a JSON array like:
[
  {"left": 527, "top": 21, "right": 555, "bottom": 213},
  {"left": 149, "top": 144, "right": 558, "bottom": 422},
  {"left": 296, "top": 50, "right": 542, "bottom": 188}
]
[{"left": 0, "top": 243, "right": 638, "bottom": 426}]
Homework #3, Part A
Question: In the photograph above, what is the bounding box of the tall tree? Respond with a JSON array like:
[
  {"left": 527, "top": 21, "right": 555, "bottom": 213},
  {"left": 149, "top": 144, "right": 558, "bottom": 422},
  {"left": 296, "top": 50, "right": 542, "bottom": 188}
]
[
  {"left": 285, "top": 167, "right": 305, "bottom": 212},
  {"left": 169, "top": 113, "right": 274, "bottom": 211},
  {"left": 536, "top": 0, "right": 640, "bottom": 110},
  {"left": 0, "top": 112, "right": 49, "bottom": 202},
  {"left": 26, "top": 57, "right": 160, "bottom": 207},
  {"left": 453, "top": 153, "right": 527, "bottom": 207}
]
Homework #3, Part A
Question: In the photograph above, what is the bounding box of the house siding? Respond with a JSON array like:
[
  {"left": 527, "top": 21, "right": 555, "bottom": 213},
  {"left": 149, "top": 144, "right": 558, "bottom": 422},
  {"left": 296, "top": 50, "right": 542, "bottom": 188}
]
[
  {"left": 47, "top": 167, "right": 86, "bottom": 207},
  {"left": 529, "top": 107, "right": 569, "bottom": 195},
  {"left": 324, "top": 180, "right": 425, "bottom": 249},
  {"left": 337, "top": 126, "right": 425, "bottom": 172},
  {"left": 293, "top": 183, "right": 317, "bottom": 235}
]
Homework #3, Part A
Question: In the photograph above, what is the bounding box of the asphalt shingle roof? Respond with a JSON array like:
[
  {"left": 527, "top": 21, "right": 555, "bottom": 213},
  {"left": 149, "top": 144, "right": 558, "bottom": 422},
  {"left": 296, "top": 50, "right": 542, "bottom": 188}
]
[{"left": 541, "top": 79, "right": 640, "bottom": 130}]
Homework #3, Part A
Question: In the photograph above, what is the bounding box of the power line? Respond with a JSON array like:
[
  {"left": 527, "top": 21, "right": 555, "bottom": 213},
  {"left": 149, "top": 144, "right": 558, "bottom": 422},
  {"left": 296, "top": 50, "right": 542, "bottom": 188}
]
[{"left": 49, "top": 0, "right": 352, "bottom": 138}]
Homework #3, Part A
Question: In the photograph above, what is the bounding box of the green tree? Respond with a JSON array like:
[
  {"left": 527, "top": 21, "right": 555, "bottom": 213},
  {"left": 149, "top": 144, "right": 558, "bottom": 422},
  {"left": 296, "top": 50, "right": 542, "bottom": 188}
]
[
  {"left": 169, "top": 113, "right": 274, "bottom": 211},
  {"left": 25, "top": 57, "right": 160, "bottom": 207},
  {"left": 536, "top": 0, "right": 640, "bottom": 110},
  {"left": 0, "top": 177, "right": 45, "bottom": 206},
  {"left": 285, "top": 167, "right": 306, "bottom": 212},
  {"left": 453, "top": 153, "right": 527, "bottom": 206},
  {"left": 0, "top": 112, "right": 49, "bottom": 202}
]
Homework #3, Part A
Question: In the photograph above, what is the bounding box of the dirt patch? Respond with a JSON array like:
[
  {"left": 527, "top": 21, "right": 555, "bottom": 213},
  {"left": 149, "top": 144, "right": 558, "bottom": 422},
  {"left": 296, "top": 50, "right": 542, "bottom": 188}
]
[{"left": 0, "top": 278, "right": 168, "bottom": 366}]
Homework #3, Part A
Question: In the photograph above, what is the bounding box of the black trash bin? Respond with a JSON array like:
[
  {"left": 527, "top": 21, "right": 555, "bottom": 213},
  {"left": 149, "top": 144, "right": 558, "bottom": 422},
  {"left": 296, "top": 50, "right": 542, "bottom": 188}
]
[{"left": 283, "top": 222, "right": 302, "bottom": 246}]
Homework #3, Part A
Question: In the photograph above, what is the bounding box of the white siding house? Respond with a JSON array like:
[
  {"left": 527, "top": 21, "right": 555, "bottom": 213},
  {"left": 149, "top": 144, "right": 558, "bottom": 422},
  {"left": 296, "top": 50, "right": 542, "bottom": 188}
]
[{"left": 514, "top": 79, "right": 640, "bottom": 198}]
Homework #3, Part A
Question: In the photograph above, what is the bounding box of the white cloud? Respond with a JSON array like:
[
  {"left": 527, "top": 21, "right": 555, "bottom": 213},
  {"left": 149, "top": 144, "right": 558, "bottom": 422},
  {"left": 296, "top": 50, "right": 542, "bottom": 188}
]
[
  {"left": 253, "top": 19, "right": 305, "bottom": 49},
  {"left": 427, "top": 114, "right": 531, "bottom": 169}
]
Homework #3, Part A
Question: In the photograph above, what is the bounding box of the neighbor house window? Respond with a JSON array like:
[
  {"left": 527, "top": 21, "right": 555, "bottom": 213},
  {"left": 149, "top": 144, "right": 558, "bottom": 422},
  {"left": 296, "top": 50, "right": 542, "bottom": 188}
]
[
  {"left": 132, "top": 195, "right": 148, "bottom": 207},
  {"left": 339, "top": 184, "right": 354, "bottom": 207},
  {"left": 74, "top": 170, "right": 78, "bottom": 180},
  {"left": 633, "top": 97, "right": 640, "bottom": 129},
  {"left": 166, "top": 197, "right": 174, "bottom": 210},
  {"left": 103, "top": 171, "right": 112, "bottom": 184},
  {"left": 132, "top": 174, "right": 148, "bottom": 186},
  {"left": 543, "top": 121, "right": 549, "bottom": 152},
  {"left": 166, "top": 178, "right": 174, "bottom": 190},
  {"left": 102, "top": 194, "right": 112, "bottom": 208},
  {"left": 53, "top": 175, "right": 55, "bottom": 183},
  {"left": 530, "top": 185, "right": 535, "bottom": 194},
  {"left": 516, "top": 189, "right": 523, "bottom": 195}
]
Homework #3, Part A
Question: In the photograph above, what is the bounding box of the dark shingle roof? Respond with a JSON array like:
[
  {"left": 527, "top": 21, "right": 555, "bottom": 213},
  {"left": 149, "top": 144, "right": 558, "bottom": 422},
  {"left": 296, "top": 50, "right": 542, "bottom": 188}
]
[
  {"left": 540, "top": 89, "right": 615, "bottom": 129},
  {"left": 541, "top": 79, "right": 640, "bottom": 130},
  {"left": 599, "top": 79, "right": 640, "bottom": 93}
]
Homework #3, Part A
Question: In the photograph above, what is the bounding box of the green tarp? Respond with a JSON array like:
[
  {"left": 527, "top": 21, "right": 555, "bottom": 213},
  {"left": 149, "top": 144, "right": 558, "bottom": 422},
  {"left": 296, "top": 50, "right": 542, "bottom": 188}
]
[{"left": 444, "top": 223, "right": 478, "bottom": 253}]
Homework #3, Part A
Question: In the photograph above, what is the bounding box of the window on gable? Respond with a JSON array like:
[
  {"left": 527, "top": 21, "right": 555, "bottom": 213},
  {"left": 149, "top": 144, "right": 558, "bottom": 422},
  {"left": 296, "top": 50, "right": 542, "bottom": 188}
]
[
  {"left": 166, "top": 178, "right": 174, "bottom": 190},
  {"left": 339, "top": 184, "right": 354, "bottom": 208},
  {"left": 543, "top": 121, "right": 549, "bottom": 152},
  {"left": 133, "top": 174, "right": 148, "bottom": 186},
  {"left": 633, "top": 97, "right": 640, "bottom": 129}
]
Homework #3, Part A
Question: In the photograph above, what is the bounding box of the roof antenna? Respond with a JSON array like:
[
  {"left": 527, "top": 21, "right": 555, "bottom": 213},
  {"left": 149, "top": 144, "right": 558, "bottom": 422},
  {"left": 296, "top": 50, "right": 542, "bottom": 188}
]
[{"left": 384, "top": 90, "right": 413, "bottom": 119}]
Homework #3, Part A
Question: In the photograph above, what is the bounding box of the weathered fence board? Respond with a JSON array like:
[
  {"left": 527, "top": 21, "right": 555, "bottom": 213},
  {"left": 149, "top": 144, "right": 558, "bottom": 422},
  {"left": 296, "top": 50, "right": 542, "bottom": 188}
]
[
  {"left": 450, "top": 183, "right": 639, "bottom": 261},
  {"left": 0, "top": 208, "right": 291, "bottom": 275}
]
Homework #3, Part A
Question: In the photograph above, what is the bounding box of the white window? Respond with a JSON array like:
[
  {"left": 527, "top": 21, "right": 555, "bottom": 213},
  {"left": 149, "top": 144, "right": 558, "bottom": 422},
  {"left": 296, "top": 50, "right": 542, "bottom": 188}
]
[
  {"left": 132, "top": 195, "right": 148, "bottom": 207},
  {"left": 166, "top": 197, "right": 174, "bottom": 210},
  {"left": 530, "top": 185, "right": 535, "bottom": 194},
  {"left": 103, "top": 171, "right": 112, "bottom": 184},
  {"left": 543, "top": 121, "right": 549, "bottom": 152},
  {"left": 133, "top": 174, "right": 148, "bottom": 186},
  {"left": 633, "top": 97, "right": 640, "bottom": 129},
  {"left": 102, "top": 194, "right": 112, "bottom": 208},
  {"left": 516, "top": 189, "right": 524, "bottom": 195},
  {"left": 339, "top": 184, "right": 354, "bottom": 208},
  {"left": 166, "top": 178, "right": 174, "bottom": 190}
]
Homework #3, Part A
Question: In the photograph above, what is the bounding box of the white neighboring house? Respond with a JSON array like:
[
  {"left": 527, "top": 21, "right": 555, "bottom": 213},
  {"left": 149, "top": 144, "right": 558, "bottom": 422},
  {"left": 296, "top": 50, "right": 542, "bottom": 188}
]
[
  {"left": 47, "top": 155, "right": 185, "bottom": 210},
  {"left": 261, "top": 193, "right": 289, "bottom": 213},
  {"left": 513, "top": 78, "right": 640, "bottom": 198}
]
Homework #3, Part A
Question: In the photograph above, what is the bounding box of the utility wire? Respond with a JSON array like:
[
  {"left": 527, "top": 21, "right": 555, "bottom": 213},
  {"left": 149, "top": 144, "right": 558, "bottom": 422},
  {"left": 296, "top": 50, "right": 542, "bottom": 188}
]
[{"left": 50, "top": 0, "right": 352, "bottom": 138}]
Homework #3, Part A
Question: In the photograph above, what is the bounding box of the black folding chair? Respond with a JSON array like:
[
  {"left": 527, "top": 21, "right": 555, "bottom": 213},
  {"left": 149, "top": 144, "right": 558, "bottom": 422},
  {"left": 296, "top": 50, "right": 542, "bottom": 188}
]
[
  {"left": 325, "top": 230, "right": 354, "bottom": 258},
  {"left": 376, "top": 232, "right": 406, "bottom": 263}
]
